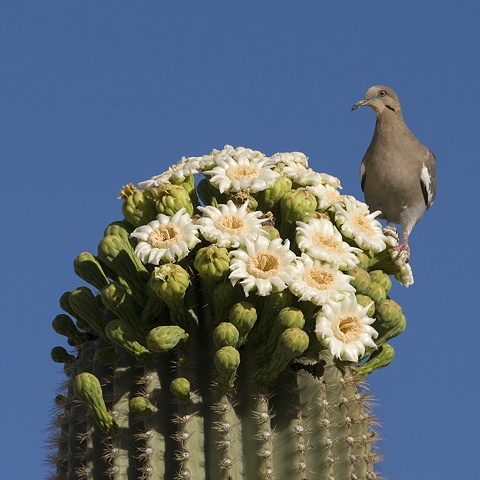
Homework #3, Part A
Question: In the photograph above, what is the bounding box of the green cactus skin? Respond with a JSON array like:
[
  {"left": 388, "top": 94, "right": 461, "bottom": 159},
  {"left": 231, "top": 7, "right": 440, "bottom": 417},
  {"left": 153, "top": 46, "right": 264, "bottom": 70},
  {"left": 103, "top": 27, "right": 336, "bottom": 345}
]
[{"left": 49, "top": 147, "right": 414, "bottom": 479}]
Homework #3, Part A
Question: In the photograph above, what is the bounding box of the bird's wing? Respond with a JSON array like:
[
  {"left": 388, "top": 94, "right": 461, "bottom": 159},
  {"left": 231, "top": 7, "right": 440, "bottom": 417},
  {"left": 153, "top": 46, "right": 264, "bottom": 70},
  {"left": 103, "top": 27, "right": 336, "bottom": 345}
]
[
  {"left": 420, "top": 149, "right": 437, "bottom": 209},
  {"left": 360, "top": 160, "right": 366, "bottom": 192}
]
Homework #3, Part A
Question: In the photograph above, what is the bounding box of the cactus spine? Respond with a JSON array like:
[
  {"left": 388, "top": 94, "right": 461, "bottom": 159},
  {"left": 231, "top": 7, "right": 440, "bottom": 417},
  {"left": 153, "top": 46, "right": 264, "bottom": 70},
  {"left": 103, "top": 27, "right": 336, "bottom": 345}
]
[{"left": 49, "top": 145, "right": 411, "bottom": 479}]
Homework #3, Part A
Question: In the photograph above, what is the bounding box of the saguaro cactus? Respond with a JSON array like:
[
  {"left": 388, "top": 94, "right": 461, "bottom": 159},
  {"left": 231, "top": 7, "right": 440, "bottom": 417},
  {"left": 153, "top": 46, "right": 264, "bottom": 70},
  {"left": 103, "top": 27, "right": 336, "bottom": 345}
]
[{"left": 48, "top": 145, "right": 412, "bottom": 480}]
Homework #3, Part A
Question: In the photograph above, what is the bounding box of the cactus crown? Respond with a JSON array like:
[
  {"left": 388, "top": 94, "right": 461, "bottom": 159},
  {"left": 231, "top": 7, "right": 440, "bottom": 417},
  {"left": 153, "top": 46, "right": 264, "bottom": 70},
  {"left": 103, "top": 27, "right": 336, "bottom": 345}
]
[{"left": 49, "top": 145, "right": 410, "bottom": 479}]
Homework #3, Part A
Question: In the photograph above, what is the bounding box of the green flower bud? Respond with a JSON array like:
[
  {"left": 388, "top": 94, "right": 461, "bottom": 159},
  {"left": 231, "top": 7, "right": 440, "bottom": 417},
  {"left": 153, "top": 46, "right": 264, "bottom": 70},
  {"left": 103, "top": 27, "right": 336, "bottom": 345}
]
[
  {"left": 121, "top": 184, "right": 158, "bottom": 228},
  {"left": 154, "top": 183, "right": 193, "bottom": 216},
  {"left": 170, "top": 172, "right": 198, "bottom": 207},
  {"left": 59, "top": 291, "right": 76, "bottom": 318},
  {"left": 104, "top": 221, "right": 134, "bottom": 242},
  {"left": 194, "top": 245, "right": 231, "bottom": 283},
  {"left": 213, "top": 322, "right": 240, "bottom": 349},
  {"left": 146, "top": 325, "right": 188, "bottom": 353},
  {"left": 262, "top": 225, "right": 280, "bottom": 241},
  {"left": 229, "top": 190, "right": 259, "bottom": 212},
  {"left": 374, "top": 299, "right": 406, "bottom": 345},
  {"left": 364, "top": 282, "right": 387, "bottom": 304},
  {"left": 369, "top": 270, "right": 392, "bottom": 294},
  {"left": 274, "top": 307, "right": 305, "bottom": 331},
  {"left": 355, "top": 251, "right": 371, "bottom": 270},
  {"left": 256, "top": 327, "right": 309, "bottom": 383},
  {"left": 256, "top": 307, "right": 306, "bottom": 363},
  {"left": 212, "top": 282, "right": 236, "bottom": 327},
  {"left": 279, "top": 188, "right": 318, "bottom": 237},
  {"left": 356, "top": 344, "right": 395, "bottom": 377},
  {"left": 257, "top": 174, "right": 292, "bottom": 215},
  {"left": 254, "top": 290, "right": 296, "bottom": 344},
  {"left": 69, "top": 287, "right": 106, "bottom": 335},
  {"left": 73, "top": 372, "right": 116, "bottom": 434},
  {"left": 149, "top": 264, "right": 190, "bottom": 303},
  {"left": 228, "top": 301, "right": 257, "bottom": 346},
  {"left": 170, "top": 377, "right": 191, "bottom": 402},
  {"left": 105, "top": 319, "right": 151, "bottom": 363},
  {"left": 74, "top": 252, "right": 110, "bottom": 291},
  {"left": 52, "top": 314, "right": 86, "bottom": 346},
  {"left": 101, "top": 282, "right": 146, "bottom": 340},
  {"left": 141, "top": 287, "right": 167, "bottom": 327},
  {"left": 97, "top": 234, "right": 150, "bottom": 306},
  {"left": 347, "top": 268, "right": 371, "bottom": 294},
  {"left": 214, "top": 346, "right": 241, "bottom": 392},
  {"left": 375, "top": 298, "right": 404, "bottom": 325},
  {"left": 197, "top": 178, "right": 225, "bottom": 207},
  {"left": 299, "top": 211, "right": 331, "bottom": 223},
  {"left": 129, "top": 397, "right": 154, "bottom": 416},
  {"left": 355, "top": 294, "right": 375, "bottom": 317},
  {"left": 51, "top": 346, "right": 76, "bottom": 365}
]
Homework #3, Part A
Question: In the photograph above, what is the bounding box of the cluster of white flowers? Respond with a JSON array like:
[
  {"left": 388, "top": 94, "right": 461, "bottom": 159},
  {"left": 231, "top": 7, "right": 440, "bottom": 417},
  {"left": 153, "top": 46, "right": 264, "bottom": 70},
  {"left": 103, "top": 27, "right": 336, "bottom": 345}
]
[{"left": 128, "top": 145, "right": 411, "bottom": 363}]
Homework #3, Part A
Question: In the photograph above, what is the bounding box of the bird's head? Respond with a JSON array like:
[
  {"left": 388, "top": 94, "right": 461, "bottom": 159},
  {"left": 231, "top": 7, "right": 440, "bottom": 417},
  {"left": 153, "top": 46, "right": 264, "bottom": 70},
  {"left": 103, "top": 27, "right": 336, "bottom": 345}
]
[{"left": 352, "top": 85, "right": 401, "bottom": 116}]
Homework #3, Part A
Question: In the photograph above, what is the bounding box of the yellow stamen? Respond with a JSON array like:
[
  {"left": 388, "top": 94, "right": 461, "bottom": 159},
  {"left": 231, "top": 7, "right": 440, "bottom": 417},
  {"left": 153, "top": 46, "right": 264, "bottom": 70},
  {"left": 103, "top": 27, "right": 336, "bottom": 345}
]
[
  {"left": 215, "top": 215, "right": 245, "bottom": 235},
  {"left": 148, "top": 225, "right": 179, "bottom": 248},
  {"left": 226, "top": 165, "right": 258, "bottom": 182},
  {"left": 305, "top": 267, "right": 334, "bottom": 291},
  {"left": 247, "top": 252, "right": 279, "bottom": 279},
  {"left": 313, "top": 233, "right": 344, "bottom": 253},
  {"left": 352, "top": 214, "right": 375, "bottom": 235},
  {"left": 332, "top": 314, "right": 362, "bottom": 342}
]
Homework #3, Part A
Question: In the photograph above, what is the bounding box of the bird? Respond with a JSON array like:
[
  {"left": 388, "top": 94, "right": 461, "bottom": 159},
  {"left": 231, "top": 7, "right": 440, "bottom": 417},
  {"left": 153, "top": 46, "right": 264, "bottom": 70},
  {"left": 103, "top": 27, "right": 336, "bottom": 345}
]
[{"left": 351, "top": 85, "right": 436, "bottom": 263}]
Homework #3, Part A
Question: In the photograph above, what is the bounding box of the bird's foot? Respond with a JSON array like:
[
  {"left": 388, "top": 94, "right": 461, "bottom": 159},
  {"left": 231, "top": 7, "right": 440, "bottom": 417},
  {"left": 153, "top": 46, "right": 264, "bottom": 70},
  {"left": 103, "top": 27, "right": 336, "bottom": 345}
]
[
  {"left": 389, "top": 233, "right": 410, "bottom": 265},
  {"left": 383, "top": 224, "right": 399, "bottom": 241}
]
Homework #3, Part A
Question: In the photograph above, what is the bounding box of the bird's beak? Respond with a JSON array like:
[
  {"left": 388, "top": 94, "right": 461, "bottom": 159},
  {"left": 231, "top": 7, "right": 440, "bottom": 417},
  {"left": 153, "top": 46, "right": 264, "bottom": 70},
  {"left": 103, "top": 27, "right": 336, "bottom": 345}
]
[{"left": 351, "top": 99, "right": 369, "bottom": 111}]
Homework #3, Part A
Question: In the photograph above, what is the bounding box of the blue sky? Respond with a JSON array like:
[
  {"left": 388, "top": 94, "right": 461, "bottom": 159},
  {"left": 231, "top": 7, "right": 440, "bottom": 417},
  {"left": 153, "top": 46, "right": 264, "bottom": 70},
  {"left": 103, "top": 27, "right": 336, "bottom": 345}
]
[{"left": 2, "top": 2, "right": 478, "bottom": 478}]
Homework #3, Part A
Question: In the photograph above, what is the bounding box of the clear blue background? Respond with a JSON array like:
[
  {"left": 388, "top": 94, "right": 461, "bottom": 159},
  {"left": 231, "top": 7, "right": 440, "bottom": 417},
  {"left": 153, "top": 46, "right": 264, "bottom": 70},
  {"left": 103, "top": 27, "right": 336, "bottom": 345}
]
[{"left": 2, "top": 2, "right": 477, "bottom": 478}]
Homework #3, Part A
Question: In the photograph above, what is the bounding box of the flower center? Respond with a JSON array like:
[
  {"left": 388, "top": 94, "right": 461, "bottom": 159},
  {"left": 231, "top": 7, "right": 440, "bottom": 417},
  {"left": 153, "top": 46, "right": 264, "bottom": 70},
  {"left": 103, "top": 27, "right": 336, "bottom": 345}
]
[
  {"left": 226, "top": 165, "right": 259, "bottom": 182},
  {"left": 305, "top": 267, "right": 334, "bottom": 291},
  {"left": 352, "top": 214, "right": 375, "bottom": 235},
  {"left": 247, "top": 252, "right": 279, "bottom": 279},
  {"left": 326, "top": 189, "right": 341, "bottom": 202},
  {"left": 148, "top": 225, "right": 179, "bottom": 248},
  {"left": 313, "top": 233, "right": 344, "bottom": 253},
  {"left": 215, "top": 215, "right": 246, "bottom": 235},
  {"left": 332, "top": 314, "right": 362, "bottom": 342}
]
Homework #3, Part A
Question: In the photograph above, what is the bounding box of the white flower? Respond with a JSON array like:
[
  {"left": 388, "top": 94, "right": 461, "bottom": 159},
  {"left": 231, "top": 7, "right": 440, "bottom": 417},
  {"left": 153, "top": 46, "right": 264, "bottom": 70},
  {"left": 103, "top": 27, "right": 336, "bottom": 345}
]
[
  {"left": 315, "top": 295, "right": 378, "bottom": 362},
  {"left": 229, "top": 236, "right": 296, "bottom": 296},
  {"left": 138, "top": 171, "right": 172, "bottom": 191},
  {"left": 296, "top": 218, "right": 360, "bottom": 270},
  {"left": 138, "top": 156, "right": 201, "bottom": 190},
  {"left": 169, "top": 156, "right": 201, "bottom": 183},
  {"left": 203, "top": 150, "right": 280, "bottom": 194},
  {"left": 391, "top": 253, "right": 415, "bottom": 287},
  {"left": 265, "top": 151, "right": 309, "bottom": 169},
  {"left": 130, "top": 208, "right": 201, "bottom": 265},
  {"left": 318, "top": 172, "right": 342, "bottom": 189},
  {"left": 332, "top": 196, "right": 388, "bottom": 253},
  {"left": 280, "top": 163, "right": 341, "bottom": 189},
  {"left": 288, "top": 254, "right": 356, "bottom": 305},
  {"left": 196, "top": 201, "right": 267, "bottom": 248},
  {"left": 306, "top": 184, "right": 344, "bottom": 211}
]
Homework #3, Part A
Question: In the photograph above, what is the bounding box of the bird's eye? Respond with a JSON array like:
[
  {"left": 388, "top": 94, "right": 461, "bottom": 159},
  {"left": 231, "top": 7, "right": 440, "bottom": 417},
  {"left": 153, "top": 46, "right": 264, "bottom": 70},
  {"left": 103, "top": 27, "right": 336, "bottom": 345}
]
[{"left": 379, "top": 90, "right": 386, "bottom": 97}]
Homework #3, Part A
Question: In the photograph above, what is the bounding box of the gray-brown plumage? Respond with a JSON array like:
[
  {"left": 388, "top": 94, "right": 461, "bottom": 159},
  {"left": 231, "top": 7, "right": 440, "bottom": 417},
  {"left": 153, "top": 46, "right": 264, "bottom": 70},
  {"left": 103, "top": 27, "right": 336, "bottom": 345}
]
[{"left": 352, "top": 85, "right": 436, "bottom": 262}]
